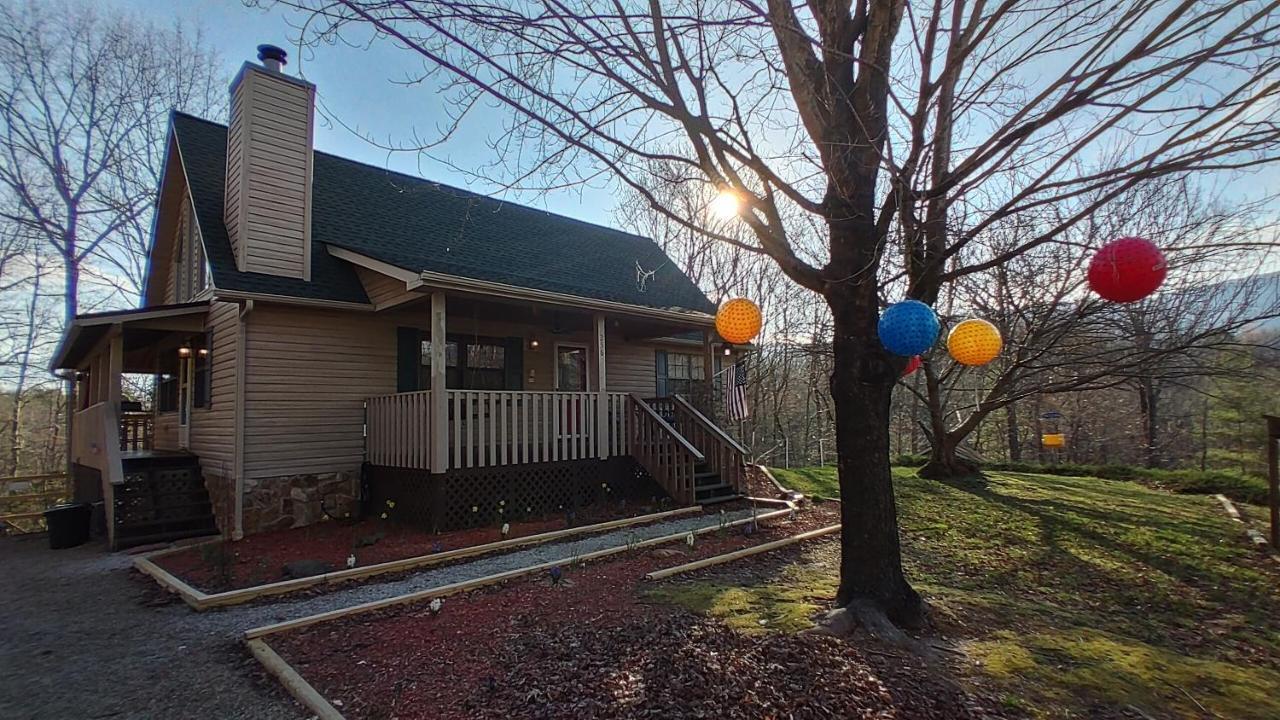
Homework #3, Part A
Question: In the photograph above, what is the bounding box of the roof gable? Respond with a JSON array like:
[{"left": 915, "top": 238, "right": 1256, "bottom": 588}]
[{"left": 170, "top": 113, "right": 713, "bottom": 315}]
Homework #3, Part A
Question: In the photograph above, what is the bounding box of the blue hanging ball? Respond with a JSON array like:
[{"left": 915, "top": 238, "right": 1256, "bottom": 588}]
[{"left": 878, "top": 300, "right": 940, "bottom": 356}]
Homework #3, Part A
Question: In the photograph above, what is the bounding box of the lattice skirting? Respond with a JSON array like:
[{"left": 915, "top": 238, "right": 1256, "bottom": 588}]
[
  {"left": 114, "top": 462, "right": 209, "bottom": 526},
  {"left": 364, "top": 456, "right": 670, "bottom": 533}
]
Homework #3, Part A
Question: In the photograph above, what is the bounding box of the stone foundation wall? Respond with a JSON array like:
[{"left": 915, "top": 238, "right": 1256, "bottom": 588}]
[
  {"left": 242, "top": 471, "right": 359, "bottom": 535},
  {"left": 202, "top": 472, "right": 236, "bottom": 537}
]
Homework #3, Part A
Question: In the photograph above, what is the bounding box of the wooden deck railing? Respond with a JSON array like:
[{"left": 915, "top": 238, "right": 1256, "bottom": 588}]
[
  {"left": 0, "top": 472, "right": 71, "bottom": 534},
  {"left": 119, "top": 412, "right": 154, "bottom": 452},
  {"left": 366, "top": 390, "right": 631, "bottom": 471},
  {"left": 669, "top": 394, "right": 748, "bottom": 493},
  {"left": 628, "top": 394, "right": 703, "bottom": 504},
  {"left": 367, "top": 390, "right": 433, "bottom": 469}
]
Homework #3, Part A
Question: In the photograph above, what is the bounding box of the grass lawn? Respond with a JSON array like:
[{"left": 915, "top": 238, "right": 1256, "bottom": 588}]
[{"left": 654, "top": 466, "right": 1280, "bottom": 719}]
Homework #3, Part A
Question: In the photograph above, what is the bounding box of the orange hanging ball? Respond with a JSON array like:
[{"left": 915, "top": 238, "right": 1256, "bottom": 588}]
[
  {"left": 948, "top": 319, "right": 1002, "bottom": 366},
  {"left": 715, "top": 298, "right": 762, "bottom": 344}
]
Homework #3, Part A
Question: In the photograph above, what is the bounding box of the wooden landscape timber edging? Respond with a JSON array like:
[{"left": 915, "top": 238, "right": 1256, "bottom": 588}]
[
  {"left": 243, "top": 507, "right": 793, "bottom": 640},
  {"left": 1214, "top": 494, "right": 1280, "bottom": 565},
  {"left": 247, "top": 639, "right": 346, "bottom": 720},
  {"left": 644, "top": 524, "right": 842, "bottom": 581},
  {"left": 135, "top": 506, "right": 702, "bottom": 610},
  {"left": 743, "top": 496, "right": 798, "bottom": 510}
]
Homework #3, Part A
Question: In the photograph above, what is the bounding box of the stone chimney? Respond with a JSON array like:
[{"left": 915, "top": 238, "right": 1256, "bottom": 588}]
[{"left": 223, "top": 44, "right": 314, "bottom": 280}]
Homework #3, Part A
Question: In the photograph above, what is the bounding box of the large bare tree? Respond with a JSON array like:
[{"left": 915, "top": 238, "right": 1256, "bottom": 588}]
[
  {"left": 915, "top": 179, "right": 1279, "bottom": 477},
  {"left": 0, "top": 0, "right": 224, "bottom": 325},
  {"left": 280, "top": 0, "right": 1280, "bottom": 626}
]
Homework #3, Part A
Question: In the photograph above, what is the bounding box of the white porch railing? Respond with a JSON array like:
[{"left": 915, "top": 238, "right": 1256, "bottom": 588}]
[{"left": 366, "top": 390, "right": 631, "bottom": 471}]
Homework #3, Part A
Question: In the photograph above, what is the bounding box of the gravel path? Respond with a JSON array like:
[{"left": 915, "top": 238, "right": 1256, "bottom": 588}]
[{"left": 0, "top": 509, "right": 755, "bottom": 719}]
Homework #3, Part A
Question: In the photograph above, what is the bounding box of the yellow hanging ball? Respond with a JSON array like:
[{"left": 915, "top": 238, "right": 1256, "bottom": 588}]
[
  {"left": 715, "top": 298, "right": 762, "bottom": 345},
  {"left": 947, "top": 318, "right": 1002, "bottom": 366}
]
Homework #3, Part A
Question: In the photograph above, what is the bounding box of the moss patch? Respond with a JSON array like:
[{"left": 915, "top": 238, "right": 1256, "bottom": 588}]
[
  {"left": 650, "top": 466, "right": 1280, "bottom": 719},
  {"left": 646, "top": 560, "right": 838, "bottom": 634},
  {"left": 967, "top": 629, "right": 1280, "bottom": 719}
]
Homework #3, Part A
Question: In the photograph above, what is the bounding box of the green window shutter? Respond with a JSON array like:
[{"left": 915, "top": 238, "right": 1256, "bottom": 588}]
[
  {"left": 504, "top": 337, "right": 524, "bottom": 390},
  {"left": 396, "top": 326, "right": 422, "bottom": 392},
  {"left": 654, "top": 349, "right": 668, "bottom": 396}
]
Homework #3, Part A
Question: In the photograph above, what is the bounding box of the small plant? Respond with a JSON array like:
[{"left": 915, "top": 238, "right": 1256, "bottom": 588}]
[
  {"left": 200, "top": 542, "right": 234, "bottom": 588},
  {"left": 685, "top": 531, "right": 696, "bottom": 550},
  {"left": 717, "top": 509, "right": 728, "bottom": 534},
  {"left": 625, "top": 530, "right": 640, "bottom": 552},
  {"left": 501, "top": 522, "right": 511, "bottom": 539},
  {"left": 428, "top": 597, "right": 444, "bottom": 615},
  {"left": 346, "top": 553, "right": 356, "bottom": 569},
  {"left": 549, "top": 565, "right": 563, "bottom": 586},
  {"left": 431, "top": 540, "right": 444, "bottom": 554}
]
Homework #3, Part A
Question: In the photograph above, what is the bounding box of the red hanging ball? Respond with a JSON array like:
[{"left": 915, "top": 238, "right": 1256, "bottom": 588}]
[
  {"left": 1087, "top": 237, "right": 1167, "bottom": 303},
  {"left": 902, "top": 356, "right": 921, "bottom": 376}
]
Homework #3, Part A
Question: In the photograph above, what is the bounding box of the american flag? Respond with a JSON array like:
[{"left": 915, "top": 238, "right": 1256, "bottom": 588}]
[{"left": 725, "top": 356, "right": 750, "bottom": 421}]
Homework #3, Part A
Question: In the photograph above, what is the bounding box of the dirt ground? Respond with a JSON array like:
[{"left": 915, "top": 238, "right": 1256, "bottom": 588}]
[{"left": 0, "top": 534, "right": 304, "bottom": 720}]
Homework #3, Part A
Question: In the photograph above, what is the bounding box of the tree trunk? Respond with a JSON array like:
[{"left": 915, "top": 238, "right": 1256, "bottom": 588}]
[
  {"left": 1137, "top": 376, "right": 1160, "bottom": 468},
  {"left": 919, "top": 432, "right": 980, "bottom": 479},
  {"left": 1006, "top": 400, "right": 1021, "bottom": 461},
  {"left": 827, "top": 290, "right": 923, "bottom": 627}
]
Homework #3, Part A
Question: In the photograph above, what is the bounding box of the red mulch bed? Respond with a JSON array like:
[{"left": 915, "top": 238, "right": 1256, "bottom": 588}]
[
  {"left": 155, "top": 502, "right": 687, "bottom": 593},
  {"left": 258, "top": 504, "right": 1003, "bottom": 720}
]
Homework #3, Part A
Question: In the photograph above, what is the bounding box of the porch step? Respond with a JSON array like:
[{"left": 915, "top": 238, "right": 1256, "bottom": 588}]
[
  {"left": 112, "top": 453, "right": 218, "bottom": 549},
  {"left": 115, "top": 516, "right": 219, "bottom": 548},
  {"left": 698, "top": 490, "right": 742, "bottom": 506},
  {"left": 694, "top": 471, "right": 721, "bottom": 487},
  {"left": 695, "top": 482, "right": 737, "bottom": 503}
]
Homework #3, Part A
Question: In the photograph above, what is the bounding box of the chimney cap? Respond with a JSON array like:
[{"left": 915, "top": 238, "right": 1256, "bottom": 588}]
[{"left": 257, "top": 44, "right": 288, "bottom": 66}]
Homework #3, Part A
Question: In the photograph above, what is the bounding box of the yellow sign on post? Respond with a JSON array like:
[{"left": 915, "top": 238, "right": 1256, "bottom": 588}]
[{"left": 1041, "top": 433, "right": 1066, "bottom": 448}]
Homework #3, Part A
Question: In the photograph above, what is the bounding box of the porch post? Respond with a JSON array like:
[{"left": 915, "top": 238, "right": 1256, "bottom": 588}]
[
  {"left": 107, "top": 326, "right": 124, "bottom": 410},
  {"left": 429, "top": 291, "right": 448, "bottom": 474},
  {"left": 703, "top": 329, "right": 715, "bottom": 413},
  {"left": 593, "top": 313, "right": 608, "bottom": 458}
]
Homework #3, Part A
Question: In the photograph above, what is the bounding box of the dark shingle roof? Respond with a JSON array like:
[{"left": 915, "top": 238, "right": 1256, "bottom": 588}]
[{"left": 172, "top": 113, "right": 714, "bottom": 314}]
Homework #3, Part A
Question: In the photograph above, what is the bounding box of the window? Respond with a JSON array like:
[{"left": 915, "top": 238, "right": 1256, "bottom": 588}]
[
  {"left": 660, "top": 351, "right": 705, "bottom": 398},
  {"left": 464, "top": 342, "right": 506, "bottom": 390},
  {"left": 417, "top": 335, "right": 516, "bottom": 390},
  {"left": 157, "top": 373, "right": 178, "bottom": 412},
  {"left": 193, "top": 333, "right": 211, "bottom": 408},
  {"left": 419, "top": 339, "right": 459, "bottom": 389}
]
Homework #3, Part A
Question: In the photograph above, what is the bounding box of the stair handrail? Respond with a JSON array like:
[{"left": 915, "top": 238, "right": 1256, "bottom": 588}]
[
  {"left": 629, "top": 394, "right": 704, "bottom": 462},
  {"left": 670, "top": 394, "right": 749, "bottom": 456}
]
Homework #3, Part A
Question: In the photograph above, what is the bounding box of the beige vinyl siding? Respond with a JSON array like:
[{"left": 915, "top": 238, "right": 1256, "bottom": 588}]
[
  {"left": 356, "top": 266, "right": 418, "bottom": 309},
  {"left": 225, "top": 67, "right": 314, "bottom": 280},
  {"left": 189, "top": 302, "right": 238, "bottom": 477},
  {"left": 243, "top": 305, "right": 396, "bottom": 479},
  {"left": 605, "top": 337, "right": 657, "bottom": 396},
  {"left": 224, "top": 81, "right": 247, "bottom": 266}
]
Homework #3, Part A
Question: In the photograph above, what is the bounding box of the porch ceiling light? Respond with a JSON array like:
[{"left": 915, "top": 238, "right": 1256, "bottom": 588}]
[
  {"left": 723, "top": 346, "right": 732, "bottom": 356},
  {"left": 198, "top": 348, "right": 209, "bottom": 357},
  {"left": 529, "top": 336, "right": 540, "bottom": 350},
  {"left": 177, "top": 346, "right": 192, "bottom": 358}
]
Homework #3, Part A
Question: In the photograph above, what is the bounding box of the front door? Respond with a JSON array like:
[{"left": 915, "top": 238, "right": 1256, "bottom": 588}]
[
  {"left": 555, "top": 345, "right": 588, "bottom": 391},
  {"left": 555, "top": 344, "right": 588, "bottom": 441},
  {"left": 177, "top": 354, "right": 193, "bottom": 449}
]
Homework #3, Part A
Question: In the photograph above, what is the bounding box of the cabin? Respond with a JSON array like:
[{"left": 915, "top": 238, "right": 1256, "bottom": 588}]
[{"left": 51, "top": 46, "right": 747, "bottom": 549}]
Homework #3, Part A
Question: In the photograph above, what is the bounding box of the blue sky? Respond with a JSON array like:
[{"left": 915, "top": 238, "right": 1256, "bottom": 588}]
[
  {"left": 105, "top": 0, "right": 1277, "bottom": 262},
  {"left": 109, "top": 0, "right": 621, "bottom": 227}
]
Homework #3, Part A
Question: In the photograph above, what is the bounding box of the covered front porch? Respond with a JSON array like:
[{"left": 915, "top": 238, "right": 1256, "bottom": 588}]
[
  {"left": 362, "top": 289, "right": 747, "bottom": 510},
  {"left": 52, "top": 302, "right": 218, "bottom": 547}
]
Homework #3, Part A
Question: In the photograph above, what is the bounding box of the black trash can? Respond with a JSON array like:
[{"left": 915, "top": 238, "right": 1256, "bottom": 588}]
[{"left": 44, "top": 503, "right": 91, "bottom": 550}]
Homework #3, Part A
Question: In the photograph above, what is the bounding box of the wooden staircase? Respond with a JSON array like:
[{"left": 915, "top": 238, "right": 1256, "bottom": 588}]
[
  {"left": 628, "top": 394, "right": 747, "bottom": 506},
  {"left": 113, "top": 453, "right": 218, "bottom": 548}
]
